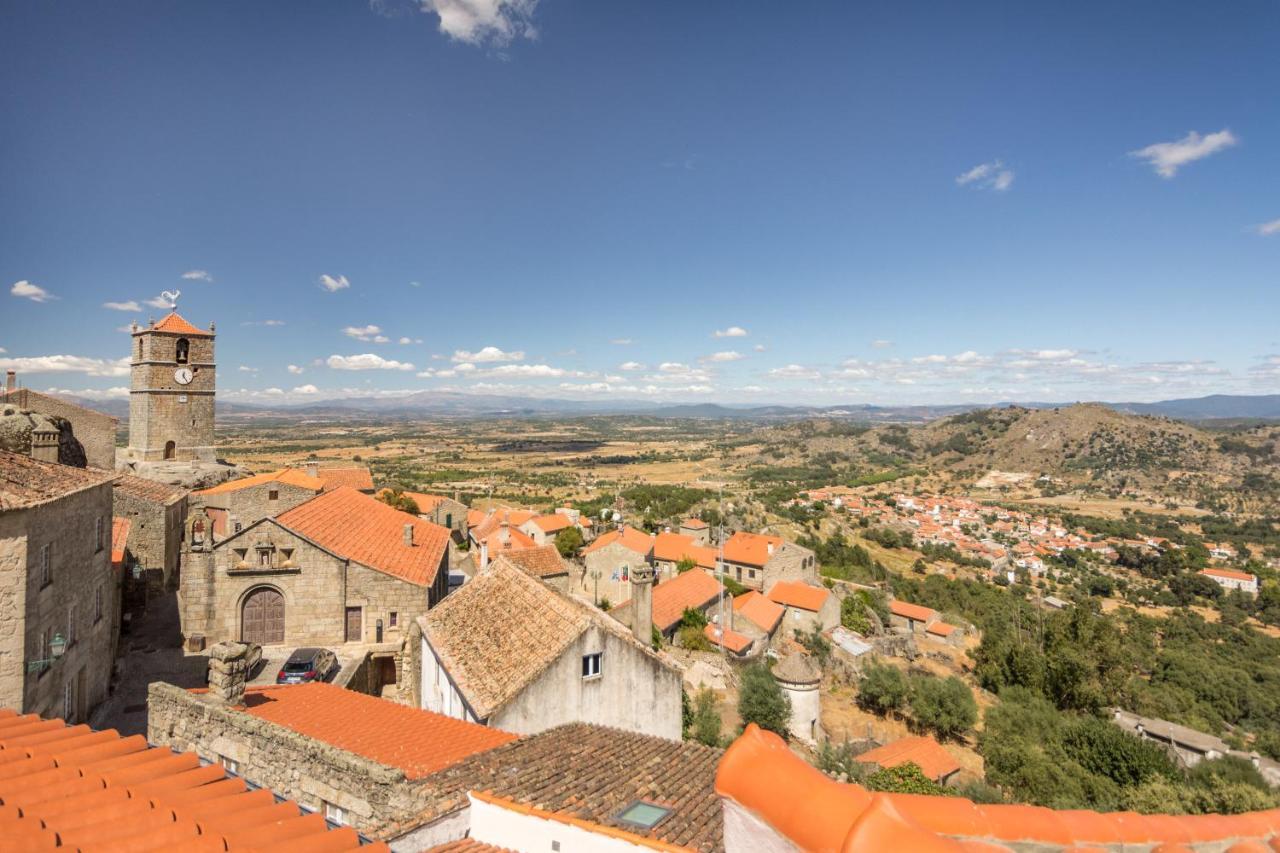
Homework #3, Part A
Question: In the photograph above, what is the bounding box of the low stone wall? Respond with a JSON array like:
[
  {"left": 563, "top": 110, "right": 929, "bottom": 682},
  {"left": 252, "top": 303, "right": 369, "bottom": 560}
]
[{"left": 147, "top": 682, "right": 435, "bottom": 838}]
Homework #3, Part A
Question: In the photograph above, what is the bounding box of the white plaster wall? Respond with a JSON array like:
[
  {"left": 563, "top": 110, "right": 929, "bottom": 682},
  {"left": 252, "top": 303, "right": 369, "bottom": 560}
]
[{"left": 468, "top": 795, "right": 657, "bottom": 853}]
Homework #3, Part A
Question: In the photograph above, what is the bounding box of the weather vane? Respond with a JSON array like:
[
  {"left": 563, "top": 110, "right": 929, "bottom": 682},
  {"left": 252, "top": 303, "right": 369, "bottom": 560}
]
[{"left": 160, "top": 289, "right": 181, "bottom": 309}]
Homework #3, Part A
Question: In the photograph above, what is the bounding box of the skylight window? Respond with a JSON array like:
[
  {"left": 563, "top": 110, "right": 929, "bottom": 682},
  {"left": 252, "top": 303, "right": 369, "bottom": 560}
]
[{"left": 616, "top": 800, "right": 671, "bottom": 830}]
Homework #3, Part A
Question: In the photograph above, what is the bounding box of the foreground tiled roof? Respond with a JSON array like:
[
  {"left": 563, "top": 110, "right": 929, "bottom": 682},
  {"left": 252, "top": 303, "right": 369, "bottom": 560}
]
[
  {"left": 111, "top": 517, "right": 131, "bottom": 568},
  {"left": 854, "top": 735, "right": 961, "bottom": 782},
  {"left": 717, "top": 724, "right": 1280, "bottom": 851},
  {"left": 653, "top": 531, "right": 718, "bottom": 569},
  {"left": 194, "top": 467, "right": 325, "bottom": 497},
  {"left": 500, "top": 544, "right": 569, "bottom": 578},
  {"left": 425, "top": 723, "right": 724, "bottom": 852},
  {"left": 150, "top": 311, "right": 213, "bottom": 336},
  {"left": 315, "top": 466, "right": 375, "bottom": 492},
  {"left": 422, "top": 558, "right": 664, "bottom": 719},
  {"left": 234, "top": 683, "right": 516, "bottom": 780},
  {"left": 732, "top": 591, "right": 784, "bottom": 634},
  {"left": 113, "top": 472, "right": 187, "bottom": 503},
  {"left": 582, "top": 525, "right": 654, "bottom": 558},
  {"left": 890, "top": 599, "right": 938, "bottom": 623},
  {"left": 766, "top": 579, "right": 831, "bottom": 612},
  {"left": 0, "top": 450, "right": 116, "bottom": 510},
  {"left": 721, "top": 531, "right": 784, "bottom": 567},
  {"left": 0, "top": 707, "right": 386, "bottom": 851},
  {"left": 277, "top": 486, "right": 450, "bottom": 586}
]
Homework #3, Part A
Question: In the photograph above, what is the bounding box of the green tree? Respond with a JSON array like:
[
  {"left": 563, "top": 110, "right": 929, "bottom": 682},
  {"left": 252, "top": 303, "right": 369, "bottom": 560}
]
[
  {"left": 909, "top": 674, "right": 977, "bottom": 741},
  {"left": 738, "top": 663, "right": 791, "bottom": 738},
  {"left": 378, "top": 488, "right": 420, "bottom": 516},
  {"left": 676, "top": 556, "right": 697, "bottom": 574},
  {"left": 691, "top": 688, "right": 722, "bottom": 747},
  {"left": 864, "top": 762, "right": 949, "bottom": 796},
  {"left": 857, "top": 661, "right": 909, "bottom": 717},
  {"left": 554, "top": 526, "right": 584, "bottom": 557}
]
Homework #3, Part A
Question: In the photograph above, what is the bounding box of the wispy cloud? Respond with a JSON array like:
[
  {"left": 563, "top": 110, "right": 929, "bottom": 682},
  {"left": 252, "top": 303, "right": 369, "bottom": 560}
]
[
  {"left": 768, "top": 364, "right": 821, "bottom": 380},
  {"left": 956, "top": 160, "right": 1014, "bottom": 191},
  {"left": 0, "top": 354, "right": 130, "bottom": 377},
  {"left": 1130, "top": 129, "right": 1237, "bottom": 178},
  {"left": 703, "top": 351, "right": 745, "bottom": 363},
  {"left": 326, "top": 353, "right": 415, "bottom": 371},
  {"left": 181, "top": 270, "right": 213, "bottom": 283},
  {"left": 287, "top": 365, "right": 305, "bottom": 375},
  {"left": 398, "top": 336, "right": 423, "bottom": 345},
  {"left": 11, "top": 281, "right": 56, "bottom": 302},
  {"left": 872, "top": 339, "right": 893, "bottom": 349},
  {"left": 144, "top": 295, "right": 175, "bottom": 309},
  {"left": 714, "top": 326, "right": 748, "bottom": 338},
  {"left": 412, "top": 0, "right": 540, "bottom": 47},
  {"left": 103, "top": 300, "right": 141, "bottom": 312},
  {"left": 241, "top": 319, "right": 285, "bottom": 327},
  {"left": 452, "top": 346, "right": 524, "bottom": 363},
  {"left": 293, "top": 384, "right": 319, "bottom": 394},
  {"left": 1255, "top": 218, "right": 1280, "bottom": 236},
  {"left": 619, "top": 361, "right": 645, "bottom": 371},
  {"left": 319, "top": 273, "right": 351, "bottom": 292},
  {"left": 610, "top": 338, "right": 633, "bottom": 345},
  {"left": 343, "top": 324, "right": 390, "bottom": 343}
]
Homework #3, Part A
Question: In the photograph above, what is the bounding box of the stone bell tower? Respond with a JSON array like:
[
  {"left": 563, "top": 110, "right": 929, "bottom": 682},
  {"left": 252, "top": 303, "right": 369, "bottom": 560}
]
[{"left": 125, "top": 311, "right": 217, "bottom": 463}]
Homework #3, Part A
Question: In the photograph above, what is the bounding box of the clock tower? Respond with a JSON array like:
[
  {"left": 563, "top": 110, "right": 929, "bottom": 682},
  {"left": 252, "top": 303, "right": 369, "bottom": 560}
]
[{"left": 125, "top": 311, "right": 217, "bottom": 462}]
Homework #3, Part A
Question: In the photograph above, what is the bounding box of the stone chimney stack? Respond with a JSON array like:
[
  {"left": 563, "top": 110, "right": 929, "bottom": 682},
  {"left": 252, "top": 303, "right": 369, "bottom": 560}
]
[
  {"left": 306, "top": 461, "right": 319, "bottom": 478},
  {"left": 630, "top": 563, "right": 655, "bottom": 645},
  {"left": 403, "top": 523, "right": 414, "bottom": 547},
  {"left": 4, "top": 370, "right": 15, "bottom": 394},
  {"left": 480, "top": 540, "right": 489, "bottom": 570},
  {"left": 206, "top": 642, "right": 249, "bottom": 707},
  {"left": 30, "top": 427, "right": 59, "bottom": 463}
]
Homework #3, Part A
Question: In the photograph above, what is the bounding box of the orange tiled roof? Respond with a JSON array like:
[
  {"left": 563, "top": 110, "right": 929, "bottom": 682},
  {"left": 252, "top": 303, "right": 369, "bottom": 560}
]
[
  {"left": 766, "top": 579, "right": 831, "bottom": 612},
  {"left": 721, "top": 531, "right": 784, "bottom": 567},
  {"left": 111, "top": 517, "right": 131, "bottom": 568},
  {"left": 194, "top": 468, "right": 325, "bottom": 497},
  {"left": 150, "top": 311, "right": 212, "bottom": 336},
  {"left": 717, "top": 724, "right": 1280, "bottom": 851},
  {"left": 467, "top": 508, "right": 488, "bottom": 528},
  {"left": 471, "top": 509, "right": 537, "bottom": 541},
  {"left": 235, "top": 682, "right": 515, "bottom": 779},
  {"left": 653, "top": 531, "right": 718, "bottom": 569},
  {"left": 582, "top": 525, "right": 653, "bottom": 558},
  {"left": 854, "top": 735, "right": 961, "bottom": 782},
  {"left": 0, "top": 706, "right": 385, "bottom": 852},
  {"left": 890, "top": 599, "right": 938, "bottom": 623},
  {"left": 705, "top": 624, "right": 752, "bottom": 655},
  {"left": 501, "top": 544, "right": 570, "bottom": 578},
  {"left": 530, "top": 514, "right": 573, "bottom": 534},
  {"left": 732, "top": 591, "right": 784, "bottom": 634},
  {"left": 479, "top": 525, "right": 537, "bottom": 555},
  {"left": 681, "top": 518, "right": 709, "bottom": 529},
  {"left": 276, "top": 486, "right": 450, "bottom": 586},
  {"left": 378, "top": 489, "right": 448, "bottom": 513},
  {"left": 315, "top": 466, "right": 375, "bottom": 492},
  {"left": 1201, "top": 568, "right": 1256, "bottom": 583},
  {"left": 616, "top": 568, "right": 724, "bottom": 633},
  {"left": 926, "top": 622, "right": 957, "bottom": 638}
]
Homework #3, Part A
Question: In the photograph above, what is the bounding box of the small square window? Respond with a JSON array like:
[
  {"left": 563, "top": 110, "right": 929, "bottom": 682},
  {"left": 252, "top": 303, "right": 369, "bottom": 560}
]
[
  {"left": 582, "top": 652, "right": 602, "bottom": 679},
  {"left": 389, "top": 611, "right": 398, "bottom": 628},
  {"left": 324, "top": 801, "right": 348, "bottom": 826},
  {"left": 218, "top": 754, "right": 239, "bottom": 774},
  {"left": 268, "top": 490, "right": 279, "bottom": 501},
  {"left": 94, "top": 518, "right": 104, "bottom": 552},
  {"left": 39, "top": 544, "right": 51, "bottom": 587}
]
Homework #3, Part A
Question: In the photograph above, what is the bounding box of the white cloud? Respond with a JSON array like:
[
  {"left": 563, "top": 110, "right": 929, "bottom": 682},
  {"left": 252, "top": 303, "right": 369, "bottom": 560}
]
[
  {"left": 416, "top": 0, "right": 539, "bottom": 47},
  {"left": 0, "top": 355, "right": 130, "bottom": 377},
  {"left": 452, "top": 346, "right": 524, "bottom": 363},
  {"left": 714, "top": 326, "right": 748, "bottom": 338},
  {"left": 871, "top": 339, "right": 893, "bottom": 348},
  {"left": 741, "top": 385, "right": 765, "bottom": 393},
  {"left": 659, "top": 362, "right": 692, "bottom": 373},
  {"left": 1256, "top": 219, "right": 1280, "bottom": 236},
  {"left": 293, "top": 384, "right": 319, "bottom": 394},
  {"left": 753, "top": 344, "right": 767, "bottom": 352},
  {"left": 956, "top": 160, "right": 1014, "bottom": 192},
  {"left": 768, "top": 364, "right": 821, "bottom": 380},
  {"left": 11, "top": 281, "right": 55, "bottom": 302},
  {"left": 610, "top": 338, "right": 633, "bottom": 346},
  {"left": 144, "top": 295, "right": 174, "bottom": 309},
  {"left": 703, "top": 351, "right": 745, "bottom": 362},
  {"left": 398, "top": 336, "right": 423, "bottom": 345},
  {"left": 41, "top": 386, "right": 130, "bottom": 400},
  {"left": 181, "top": 270, "right": 213, "bottom": 282},
  {"left": 479, "top": 363, "right": 567, "bottom": 378},
  {"left": 1130, "top": 129, "right": 1237, "bottom": 178},
  {"left": 103, "top": 300, "right": 141, "bottom": 312},
  {"left": 319, "top": 274, "right": 351, "bottom": 292},
  {"left": 619, "top": 361, "right": 645, "bottom": 371},
  {"left": 287, "top": 365, "right": 305, "bottom": 375},
  {"left": 326, "top": 353, "right": 415, "bottom": 371},
  {"left": 343, "top": 324, "right": 390, "bottom": 343},
  {"left": 238, "top": 365, "right": 258, "bottom": 373}
]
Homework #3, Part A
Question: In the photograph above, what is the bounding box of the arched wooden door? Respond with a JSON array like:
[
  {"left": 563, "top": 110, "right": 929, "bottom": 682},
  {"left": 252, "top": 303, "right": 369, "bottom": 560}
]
[
  {"left": 163, "top": 440, "right": 176, "bottom": 460},
  {"left": 242, "top": 587, "right": 284, "bottom": 645}
]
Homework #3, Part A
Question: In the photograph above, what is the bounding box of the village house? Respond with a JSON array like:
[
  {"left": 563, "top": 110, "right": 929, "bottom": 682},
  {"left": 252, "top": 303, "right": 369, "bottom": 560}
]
[
  {"left": 307, "top": 462, "right": 376, "bottom": 493},
  {"left": 925, "top": 620, "right": 964, "bottom": 647},
  {"left": 766, "top": 579, "right": 839, "bottom": 634},
  {"left": 704, "top": 622, "right": 755, "bottom": 657},
  {"left": 853, "top": 734, "right": 962, "bottom": 785},
  {"left": 519, "top": 512, "right": 574, "bottom": 545},
  {"left": 111, "top": 473, "right": 188, "bottom": 597},
  {"left": 413, "top": 556, "right": 683, "bottom": 739},
  {"left": 719, "top": 530, "right": 816, "bottom": 592},
  {"left": 180, "top": 486, "right": 451, "bottom": 649},
  {"left": 0, "top": 451, "right": 119, "bottom": 722},
  {"left": 580, "top": 524, "right": 655, "bottom": 605},
  {"left": 652, "top": 529, "right": 718, "bottom": 578},
  {"left": 730, "top": 590, "right": 785, "bottom": 642},
  {"left": 498, "top": 543, "right": 572, "bottom": 593},
  {"left": 888, "top": 599, "right": 939, "bottom": 633},
  {"left": 611, "top": 567, "right": 726, "bottom": 641},
  {"left": 1199, "top": 567, "right": 1259, "bottom": 595},
  {"left": 2, "top": 371, "right": 119, "bottom": 470},
  {"left": 378, "top": 488, "right": 468, "bottom": 539},
  {"left": 191, "top": 467, "right": 326, "bottom": 536},
  {"left": 680, "top": 516, "right": 711, "bottom": 544},
  {"left": 468, "top": 507, "right": 536, "bottom": 548}
]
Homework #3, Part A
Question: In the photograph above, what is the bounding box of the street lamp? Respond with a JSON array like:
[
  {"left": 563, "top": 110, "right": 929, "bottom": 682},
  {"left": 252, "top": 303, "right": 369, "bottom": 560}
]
[{"left": 26, "top": 632, "right": 67, "bottom": 673}]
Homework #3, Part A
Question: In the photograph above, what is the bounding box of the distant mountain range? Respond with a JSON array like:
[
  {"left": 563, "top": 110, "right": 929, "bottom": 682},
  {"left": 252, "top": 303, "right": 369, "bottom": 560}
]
[{"left": 47, "top": 391, "right": 1280, "bottom": 423}]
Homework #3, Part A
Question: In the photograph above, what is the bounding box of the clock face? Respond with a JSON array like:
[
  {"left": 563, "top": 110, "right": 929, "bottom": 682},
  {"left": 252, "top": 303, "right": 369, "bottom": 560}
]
[{"left": 174, "top": 368, "right": 194, "bottom": 385}]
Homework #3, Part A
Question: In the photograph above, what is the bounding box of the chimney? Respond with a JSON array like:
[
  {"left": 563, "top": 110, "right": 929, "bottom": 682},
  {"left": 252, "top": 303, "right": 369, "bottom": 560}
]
[
  {"left": 500, "top": 512, "right": 510, "bottom": 545},
  {"left": 206, "top": 642, "right": 249, "bottom": 707},
  {"left": 4, "top": 370, "right": 14, "bottom": 394},
  {"left": 453, "top": 488, "right": 461, "bottom": 503},
  {"left": 480, "top": 540, "right": 489, "bottom": 570},
  {"left": 630, "top": 563, "right": 655, "bottom": 645},
  {"left": 31, "top": 428, "right": 59, "bottom": 463},
  {"left": 306, "top": 461, "right": 319, "bottom": 478},
  {"left": 403, "top": 523, "right": 414, "bottom": 547},
  {"left": 767, "top": 542, "right": 774, "bottom": 556}
]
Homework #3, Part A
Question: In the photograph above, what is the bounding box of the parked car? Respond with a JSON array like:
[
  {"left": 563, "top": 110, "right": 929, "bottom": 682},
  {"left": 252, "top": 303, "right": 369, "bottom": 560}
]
[{"left": 276, "top": 647, "right": 338, "bottom": 684}]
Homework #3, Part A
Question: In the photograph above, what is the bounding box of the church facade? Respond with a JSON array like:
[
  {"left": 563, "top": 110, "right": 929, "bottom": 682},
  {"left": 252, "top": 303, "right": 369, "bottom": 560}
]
[{"left": 124, "top": 312, "right": 217, "bottom": 463}]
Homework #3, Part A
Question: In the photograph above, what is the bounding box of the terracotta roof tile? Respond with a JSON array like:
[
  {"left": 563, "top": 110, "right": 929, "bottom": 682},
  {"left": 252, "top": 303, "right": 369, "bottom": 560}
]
[
  {"left": 530, "top": 514, "right": 572, "bottom": 534},
  {"left": 314, "top": 466, "right": 375, "bottom": 492},
  {"left": 501, "top": 544, "right": 569, "bottom": 578},
  {"left": 926, "top": 622, "right": 958, "bottom": 637},
  {"left": 721, "top": 531, "right": 783, "bottom": 567},
  {"left": 732, "top": 591, "right": 784, "bottom": 634},
  {"left": 1201, "top": 568, "right": 1257, "bottom": 583},
  {"left": 854, "top": 735, "right": 961, "bottom": 782},
  {"left": 582, "top": 525, "right": 653, "bottom": 558},
  {"left": 113, "top": 473, "right": 187, "bottom": 504},
  {"left": 681, "top": 518, "right": 709, "bottom": 529},
  {"left": 194, "top": 468, "right": 325, "bottom": 497},
  {"left": 0, "top": 707, "right": 385, "bottom": 852},
  {"left": 766, "top": 579, "right": 831, "bottom": 612},
  {"left": 616, "top": 569, "right": 724, "bottom": 633},
  {"left": 471, "top": 509, "right": 537, "bottom": 541},
  {"left": 276, "top": 487, "right": 450, "bottom": 586},
  {"left": 234, "top": 683, "right": 515, "bottom": 779},
  {"left": 890, "top": 599, "right": 938, "bottom": 623},
  {"left": 478, "top": 525, "right": 537, "bottom": 555},
  {"left": 0, "top": 450, "right": 116, "bottom": 510},
  {"left": 149, "top": 311, "right": 212, "bottom": 336},
  {"left": 653, "top": 532, "right": 718, "bottom": 569},
  {"left": 704, "top": 624, "right": 752, "bottom": 654},
  {"left": 111, "top": 517, "right": 131, "bottom": 568},
  {"left": 389, "top": 490, "right": 448, "bottom": 513}
]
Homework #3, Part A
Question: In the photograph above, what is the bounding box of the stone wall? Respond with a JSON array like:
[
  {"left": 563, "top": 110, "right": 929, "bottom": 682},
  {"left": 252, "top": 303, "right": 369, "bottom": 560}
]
[
  {"left": 192, "top": 481, "right": 317, "bottom": 534},
  {"left": 582, "top": 543, "right": 650, "bottom": 607},
  {"left": 147, "top": 682, "right": 437, "bottom": 838},
  {"left": 112, "top": 487, "right": 186, "bottom": 592},
  {"left": 346, "top": 560, "right": 432, "bottom": 645},
  {"left": 0, "top": 389, "right": 117, "bottom": 470},
  {"left": 762, "top": 542, "right": 817, "bottom": 590}
]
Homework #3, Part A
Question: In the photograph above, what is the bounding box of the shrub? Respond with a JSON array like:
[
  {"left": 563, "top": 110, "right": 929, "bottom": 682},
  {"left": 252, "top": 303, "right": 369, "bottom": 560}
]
[
  {"left": 857, "top": 661, "right": 909, "bottom": 716},
  {"left": 554, "top": 526, "right": 584, "bottom": 557},
  {"left": 863, "top": 762, "right": 949, "bottom": 796},
  {"left": 738, "top": 663, "right": 791, "bottom": 738},
  {"left": 691, "top": 688, "right": 722, "bottom": 747},
  {"left": 909, "top": 674, "right": 977, "bottom": 741},
  {"left": 678, "top": 624, "right": 712, "bottom": 651}
]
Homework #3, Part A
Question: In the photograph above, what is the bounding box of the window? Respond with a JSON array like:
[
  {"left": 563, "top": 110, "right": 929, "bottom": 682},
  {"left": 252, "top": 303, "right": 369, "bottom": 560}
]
[
  {"left": 175, "top": 338, "right": 190, "bottom": 364},
  {"left": 748, "top": 569, "right": 756, "bottom": 579},
  {"left": 94, "top": 518, "right": 104, "bottom": 552},
  {"left": 67, "top": 605, "right": 76, "bottom": 646},
  {"left": 323, "top": 801, "right": 348, "bottom": 826},
  {"left": 94, "top": 586, "right": 103, "bottom": 623},
  {"left": 218, "top": 754, "right": 239, "bottom": 774},
  {"left": 233, "top": 522, "right": 243, "bottom": 534},
  {"left": 37, "top": 627, "right": 51, "bottom": 675},
  {"left": 63, "top": 682, "right": 73, "bottom": 722},
  {"left": 616, "top": 801, "right": 671, "bottom": 831},
  {"left": 581, "top": 652, "right": 602, "bottom": 679},
  {"left": 268, "top": 490, "right": 279, "bottom": 501},
  {"left": 39, "top": 544, "right": 51, "bottom": 587},
  {"left": 389, "top": 611, "right": 398, "bottom": 628}
]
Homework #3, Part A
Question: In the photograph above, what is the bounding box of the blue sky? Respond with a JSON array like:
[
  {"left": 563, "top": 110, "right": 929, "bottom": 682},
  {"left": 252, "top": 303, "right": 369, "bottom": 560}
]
[{"left": 2, "top": 0, "right": 1278, "bottom": 406}]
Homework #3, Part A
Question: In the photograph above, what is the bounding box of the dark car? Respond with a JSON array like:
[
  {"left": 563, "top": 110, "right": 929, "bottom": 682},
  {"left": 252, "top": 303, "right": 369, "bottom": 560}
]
[{"left": 276, "top": 647, "right": 338, "bottom": 684}]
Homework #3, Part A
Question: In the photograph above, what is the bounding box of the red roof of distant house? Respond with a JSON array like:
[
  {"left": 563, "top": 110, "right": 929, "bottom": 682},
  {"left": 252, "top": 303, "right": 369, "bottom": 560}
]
[
  {"left": 653, "top": 531, "right": 718, "bottom": 569},
  {"left": 195, "top": 468, "right": 325, "bottom": 497},
  {"left": 0, "top": 706, "right": 385, "bottom": 851},
  {"left": 530, "top": 514, "right": 573, "bottom": 534},
  {"left": 149, "top": 311, "right": 212, "bottom": 336},
  {"left": 479, "top": 525, "right": 537, "bottom": 555},
  {"left": 1200, "top": 568, "right": 1257, "bottom": 583},
  {"left": 853, "top": 735, "right": 961, "bottom": 782},
  {"left": 234, "top": 682, "right": 516, "bottom": 779},
  {"left": 276, "top": 486, "right": 450, "bottom": 586},
  {"left": 383, "top": 489, "right": 448, "bottom": 513},
  {"left": 890, "top": 600, "right": 937, "bottom": 623},
  {"left": 705, "top": 624, "right": 752, "bottom": 654},
  {"left": 722, "top": 531, "right": 785, "bottom": 567},
  {"left": 681, "top": 518, "right": 709, "bottom": 529},
  {"left": 616, "top": 568, "right": 724, "bottom": 633},
  {"left": 315, "top": 466, "right": 375, "bottom": 492},
  {"left": 471, "top": 509, "right": 537, "bottom": 541},
  {"left": 501, "top": 544, "right": 570, "bottom": 579},
  {"left": 925, "top": 622, "right": 957, "bottom": 638},
  {"left": 732, "top": 591, "right": 785, "bottom": 634},
  {"left": 111, "top": 517, "right": 131, "bottom": 568},
  {"left": 766, "top": 580, "right": 831, "bottom": 612},
  {"left": 582, "top": 525, "right": 653, "bottom": 558}
]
